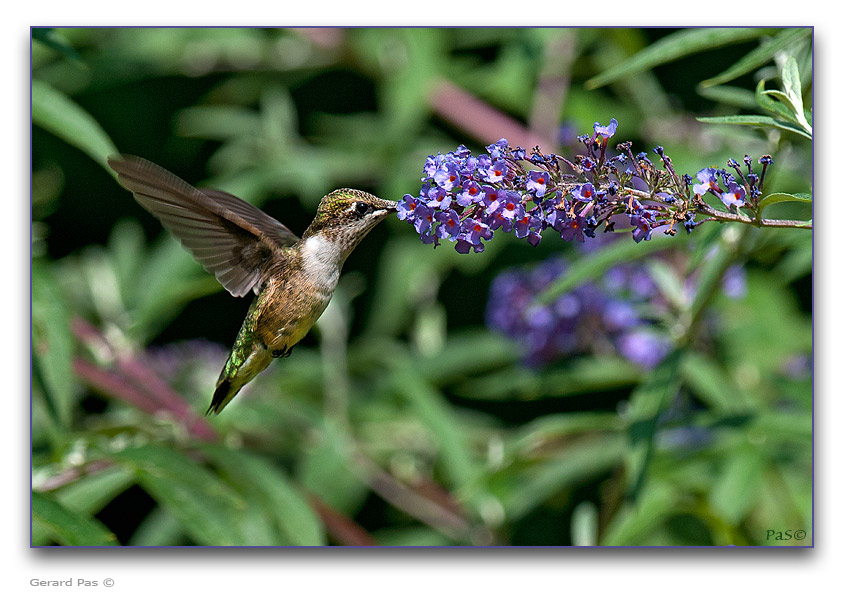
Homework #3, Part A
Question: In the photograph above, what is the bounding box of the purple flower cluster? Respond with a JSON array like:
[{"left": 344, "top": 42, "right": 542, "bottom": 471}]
[
  {"left": 397, "top": 119, "right": 776, "bottom": 252},
  {"left": 691, "top": 154, "right": 771, "bottom": 212},
  {"left": 486, "top": 254, "right": 746, "bottom": 369},
  {"left": 397, "top": 140, "right": 546, "bottom": 253}
]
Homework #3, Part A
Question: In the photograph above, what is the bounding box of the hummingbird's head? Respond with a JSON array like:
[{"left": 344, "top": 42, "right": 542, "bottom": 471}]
[{"left": 303, "top": 189, "right": 396, "bottom": 254}]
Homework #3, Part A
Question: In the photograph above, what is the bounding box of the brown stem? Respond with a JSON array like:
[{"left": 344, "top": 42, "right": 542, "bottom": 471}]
[
  {"left": 430, "top": 79, "right": 553, "bottom": 150},
  {"left": 350, "top": 452, "right": 481, "bottom": 543},
  {"left": 528, "top": 31, "right": 575, "bottom": 143},
  {"left": 34, "top": 459, "right": 114, "bottom": 492},
  {"left": 308, "top": 494, "right": 379, "bottom": 546},
  {"left": 694, "top": 200, "right": 812, "bottom": 229},
  {"left": 621, "top": 188, "right": 812, "bottom": 230},
  {"left": 71, "top": 317, "right": 218, "bottom": 442},
  {"left": 73, "top": 357, "right": 161, "bottom": 415}
]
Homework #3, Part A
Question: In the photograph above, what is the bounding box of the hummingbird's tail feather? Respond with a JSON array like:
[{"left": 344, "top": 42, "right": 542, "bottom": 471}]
[
  {"left": 206, "top": 379, "right": 236, "bottom": 416},
  {"left": 206, "top": 337, "right": 273, "bottom": 415}
]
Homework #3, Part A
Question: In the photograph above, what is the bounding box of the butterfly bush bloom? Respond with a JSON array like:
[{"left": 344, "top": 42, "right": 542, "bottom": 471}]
[
  {"left": 692, "top": 168, "right": 720, "bottom": 195},
  {"left": 486, "top": 253, "right": 746, "bottom": 368},
  {"left": 396, "top": 120, "right": 777, "bottom": 253},
  {"left": 593, "top": 118, "right": 618, "bottom": 140},
  {"left": 719, "top": 183, "right": 747, "bottom": 210},
  {"left": 525, "top": 170, "right": 549, "bottom": 197}
]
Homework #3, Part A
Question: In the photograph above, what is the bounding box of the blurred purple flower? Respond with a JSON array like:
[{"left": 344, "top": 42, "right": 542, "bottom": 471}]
[
  {"left": 486, "top": 252, "right": 745, "bottom": 369},
  {"left": 617, "top": 330, "right": 671, "bottom": 369}
]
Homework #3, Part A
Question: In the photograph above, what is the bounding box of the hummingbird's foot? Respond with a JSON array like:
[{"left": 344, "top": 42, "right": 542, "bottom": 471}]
[{"left": 271, "top": 346, "right": 294, "bottom": 358}]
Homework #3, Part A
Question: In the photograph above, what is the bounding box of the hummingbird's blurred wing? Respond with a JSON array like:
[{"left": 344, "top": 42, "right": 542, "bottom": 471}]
[{"left": 108, "top": 155, "right": 300, "bottom": 298}]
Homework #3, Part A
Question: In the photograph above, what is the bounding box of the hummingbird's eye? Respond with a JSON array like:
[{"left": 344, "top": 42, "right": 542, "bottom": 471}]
[{"left": 353, "top": 201, "right": 372, "bottom": 217}]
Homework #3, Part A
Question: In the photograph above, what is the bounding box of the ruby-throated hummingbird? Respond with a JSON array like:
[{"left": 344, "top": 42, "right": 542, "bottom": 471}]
[{"left": 108, "top": 155, "right": 396, "bottom": 415}]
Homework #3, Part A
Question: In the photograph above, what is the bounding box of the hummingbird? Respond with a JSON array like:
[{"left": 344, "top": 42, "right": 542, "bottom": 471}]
[{"left": 108, "top": 155, "right": 396, "bottom": 415}]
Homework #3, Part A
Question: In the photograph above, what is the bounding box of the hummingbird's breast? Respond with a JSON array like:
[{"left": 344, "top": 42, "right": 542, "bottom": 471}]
[{"left": 254, "top": 237, "right": 343, "bottom": 352}]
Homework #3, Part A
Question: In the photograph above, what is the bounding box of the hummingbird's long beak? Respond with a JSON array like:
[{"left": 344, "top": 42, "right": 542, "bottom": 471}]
[{"left": 375, "top": 199, "right": 398, "bottom": 214}]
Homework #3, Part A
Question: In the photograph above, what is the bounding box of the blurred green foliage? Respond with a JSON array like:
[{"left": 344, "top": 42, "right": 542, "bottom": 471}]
[{"left": 31, "top": 27, "right": 812, "bottom": 546}]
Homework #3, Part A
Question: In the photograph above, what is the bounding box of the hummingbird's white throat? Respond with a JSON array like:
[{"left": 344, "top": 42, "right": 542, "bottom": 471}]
[{"left": 301, "top": 234, "right": 343, "bottom": 292}]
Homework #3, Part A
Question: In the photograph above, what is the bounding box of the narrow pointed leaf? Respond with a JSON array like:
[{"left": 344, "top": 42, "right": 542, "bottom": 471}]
[
  {"left": 52, "top": 466, "right": 136, "bottom": 516},
  {"left": 32, "top": 79, "right": 119, "bottom": 174},
  {"left": 761, "top": 90, "right": 801, "bottom": 122},
  {"left": 781, "top": 54, "right": 812, "bottom": 132},
  {"left": 585, "top": 28, "right": 777, "bottom": 90},
  {"left": 709, "top": 446, "right": 765, "bottom": 525},
  {"left": 32, "top": 261, "right": 75, "bottom": 430},
  {"left": 109, "top": 444, "right": 248, "bottom": 546},
  {"left": 699, "top": 28, "right": 811, "bottom": 88},
  {"left": 756, "top": 79, "right": 795, "bottom": 122},
  {"left": 32, "top": 491, "right": 118, "bottom": 546},
  {"left": 393, "top": 365, "right": 477, "bottom": 491},
  {"left": 202, "top": 445, "right": 326, "bottom": 546},
  {"left": 696, "top": 115, "right": 812, "bottom": 139},
  {"left": 781, "top": 55, "right": 805, "bottom": 115},
  {"left": 32, "top": 28, "right": 83, "bottom": 62},
  {"left": 624, "top": 349, "right": 684, "bottom": 501},
  {"left": 494, "top": 435, "right": 625, "bottom": 520},
  {"left": 758, "top": 192, "right": 813, "bottom": 214},
  {"left": 697, "top": 84, "right": 758, "bottom": 109},
  {"left": 126, "top": 507, "right": 185, "bottom": 546}
]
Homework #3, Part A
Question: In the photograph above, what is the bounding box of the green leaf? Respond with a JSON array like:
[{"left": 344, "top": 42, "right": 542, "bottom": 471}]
[
  {"left": 512, "top": 413, "right": 623, "bottom": 450},
  {"left": 126, "top": 507, "right": 186, "bottom": 546},
  {"left": 109, "top": 444, "right": 248, "bottom": 546},
  {"left": 696, "top": 85, "right": 758, "bottom": 110},
  {"left": 31, "top": 79, "right": 119, "bottom": 174},
  {"left": 709, "top": 446, "right": 765, "bottom": 525},
  {"left": 31, "top": 260, "right": 75, "bottom": 431},
  {"left": 761, "top": 89, "right": 801, "bottom": 119},
  {"left": 493, "top": 435, "right": 625, "bottom": 520},
  {"left": 53, "top": 466, "right": 136, "bottom": 517},
  {"left": 758, "top": 192, "right": 812, "bottom": 215},
  {"left": 756, "top": 79, "right": 799, "bottom": 123},
  {"left": 32, "top": 491, "right": 118, "bottom": 546},
  {"left": 535, "top": 234, "right": 676, "bottom": 305},
  {"left": 680, "top": 352, "right": 752, "bottom": 413},
  {"left": 32, "top": 28, "right": 82, "bottom": 62},
  {"left": 696, "top": 115, "right": 812, "bottom": 140},
  {"left": 781, "top": 55, "right": 805, "bottom": 117},
  {"left": 128, "top": 235, "right": 222, "bottom": 340},
  {"left": 699, "top": 28, "right": 811, "bottom": 88},
  {"left": 374, "top": 526, "right": 452, "bottom": 547},
  {"left": 624, "top": 349, "right": 684, "bottom": 501},
  {"left": 601, "top": 481, "right": 679, "bottom": 545},
  {"left": 571, "top": 501, "right": 599, "bottom": 546},
  {"left": 454, "top": 357, "right": 641, "bottom": 401},
  {"left": 753, "top": 56, "right": 812, "bottom": 137},
  {"left": 646, "top": 260, "right": 688, "bottom": 310},
  {"left": 781, "top": 55, "right": 812, "bottom": 134},
  {"left": 771, "top": 233, "right": 812, "bottom": 283},
  {"left": 414, "top": 330, "right": 515, "bottom": 384},
  {"left": 585, "top": 28, "right": 777, "bottom": 90},
  {"left": 687, "top": 228, "right": 744, "bottom": 329},
  {"left": 297, "top": 418, "right": 369, "bottom": 515},
  {"left": 176, "top": 105, "right": 261, "bottom": 141},
  {"left": 393, "top": 365, "right": 478, "bottom": 492},
  {"left": 202, "top": 445, "right": 326, "bottom": 546}
]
